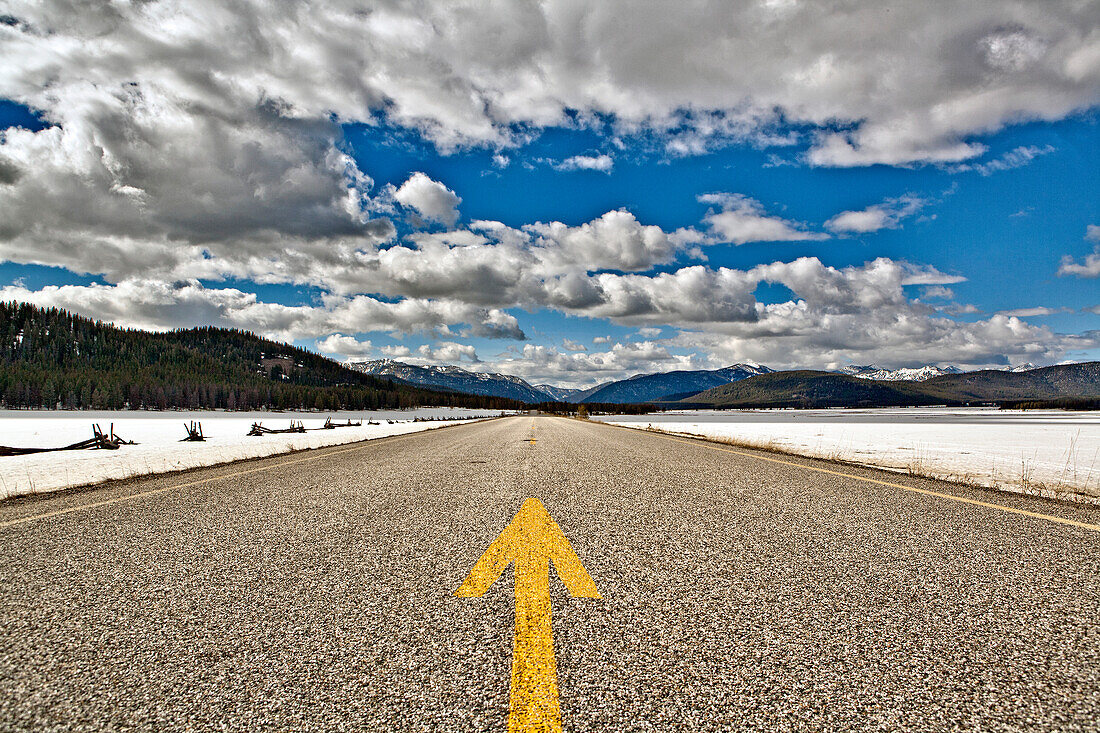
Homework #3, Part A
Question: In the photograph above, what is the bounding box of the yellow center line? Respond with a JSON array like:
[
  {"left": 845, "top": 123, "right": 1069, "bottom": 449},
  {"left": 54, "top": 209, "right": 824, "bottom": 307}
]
[
  {"left": 0, "top": 428, "right": 435, "bottom": 530},
  {"left": 592, "top": 420, "right": 1100, "bottom": 532}
]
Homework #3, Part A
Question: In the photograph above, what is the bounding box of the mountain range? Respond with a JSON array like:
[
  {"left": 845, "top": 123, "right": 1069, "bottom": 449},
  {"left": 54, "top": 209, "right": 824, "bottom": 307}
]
[
  {"left": 683, "top": 362, "right": 1100, "bottom": 408},
  {"left": 347, "top": 359, "right": 550, "bottom": 403},
  {"left": 347, "top": 358, "right": 1097, "bottom": 408},
  {"left": 348, "top": 360, "right": 774, "bottom": 404},
  {"left": 579, "top": 364, "right": 773, "bottom": 403},
  {"left": 6, "top": 302, "right": 1088, "bottom": 411},
  {"left": 837, "top": 364, "right": 964, "bottom": 381}
]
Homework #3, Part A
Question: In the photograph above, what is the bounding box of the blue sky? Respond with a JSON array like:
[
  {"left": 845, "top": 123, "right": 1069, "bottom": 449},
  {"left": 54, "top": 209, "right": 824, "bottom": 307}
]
[{"left": 1, "top": 2, "right": 1098, "bottom": 386}]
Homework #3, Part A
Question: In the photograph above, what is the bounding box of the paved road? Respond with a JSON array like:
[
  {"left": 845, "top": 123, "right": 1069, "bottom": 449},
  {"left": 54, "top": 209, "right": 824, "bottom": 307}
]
[{"left": 2, "top": 415, "right": 1099, "bottom": 731}]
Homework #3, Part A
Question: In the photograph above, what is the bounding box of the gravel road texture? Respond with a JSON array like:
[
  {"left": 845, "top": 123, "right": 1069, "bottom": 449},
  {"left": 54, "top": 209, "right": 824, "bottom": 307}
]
[{"left": 2, "top": 415, "right": 1099, "bottom": 731}]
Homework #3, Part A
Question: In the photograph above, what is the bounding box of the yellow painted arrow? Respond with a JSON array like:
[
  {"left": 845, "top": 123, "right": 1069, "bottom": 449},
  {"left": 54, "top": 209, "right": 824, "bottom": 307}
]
[{"left": 456, "top": 498, "right": 600, "bottom": 733}]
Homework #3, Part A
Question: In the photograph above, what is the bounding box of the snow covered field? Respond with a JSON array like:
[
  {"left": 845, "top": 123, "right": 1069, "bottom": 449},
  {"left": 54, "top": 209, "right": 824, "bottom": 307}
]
[
  {"left": 0, "top": 408, "right": 501, "bottom": 500},
  {"left": 597, "top": 408, "right": 1100, "bottom": 503}
]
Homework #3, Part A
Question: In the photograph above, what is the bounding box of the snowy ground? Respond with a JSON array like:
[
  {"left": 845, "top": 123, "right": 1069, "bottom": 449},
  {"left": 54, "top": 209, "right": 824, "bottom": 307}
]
[
  {"left": 597, "top": 408, "right": 1100, "bottom": 504},
  {"left": 0, "top": 408, "right": 503, "bottom": 500}
]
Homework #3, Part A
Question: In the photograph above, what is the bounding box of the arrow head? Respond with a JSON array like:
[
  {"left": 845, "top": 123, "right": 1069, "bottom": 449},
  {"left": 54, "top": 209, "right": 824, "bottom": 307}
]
[{"left": 455, "top": 498, "right": 601, "bottom": 599}]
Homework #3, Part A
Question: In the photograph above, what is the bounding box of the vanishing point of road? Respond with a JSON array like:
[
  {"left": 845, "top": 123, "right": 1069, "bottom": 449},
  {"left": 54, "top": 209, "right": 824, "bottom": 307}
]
[{"left": 2, "top": 415, "right": 1098, "bottom": 731}]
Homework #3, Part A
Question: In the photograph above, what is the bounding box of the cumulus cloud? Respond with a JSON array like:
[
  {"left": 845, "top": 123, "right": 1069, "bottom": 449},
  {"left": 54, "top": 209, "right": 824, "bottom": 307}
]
[
  {"left": 1, "top": 0, "right": 1097, "bottom": 379},
  {"left": 416, "top": 342, "right": 480, "bottom": 364},
  {"left": 1058, "top": 251, "right": 1100, "bottom": 277},
  {"left": 555, "top": 154, "right": 614, "bottom": 172},
  {"left": 825, "top": 195, "right": 927, "bottom": 234},
  {"left": 380, "top": 341, "right": 479, "bottom": 366},
  {"left": 4, "top": 253, "right": 1094, "bottom": 376},
  {"left": 921, "top": 286, "right": 955, "bottom": 300},
  {"left": 394, "top": 172, "right": 462, "bottom": 227},
  {"left": 316, "top": 334, "right": 373, "bottom": 358},
  {"left": 562, "top": 338, "right": 587, "bottom": 351},
  {"left": 493, "top": 341, "right": 705, "bottom": 387},
  {"left": 0, "top": 0, "right": 1094, "bottom": 269},
  {"left": 525, "top": 209, "right": 688, "bottom": 273},
  {"left": 0, "top": 280, "right": 524, "bottom": 342},
  {"left": 699, "top": 193, "right": 827, "bottom": 244},
  {"left": 669, "top": 314, "right": 1099, "bottom": 373},
  {"left": 1058, "top": 225, "right": 1100, "bottom": 277}
]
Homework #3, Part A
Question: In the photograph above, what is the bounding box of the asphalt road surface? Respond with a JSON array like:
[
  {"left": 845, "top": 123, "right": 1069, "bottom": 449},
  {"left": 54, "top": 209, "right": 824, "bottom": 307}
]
[{"left": 2, "top": 415, "right": 1099, "bottom": 731}]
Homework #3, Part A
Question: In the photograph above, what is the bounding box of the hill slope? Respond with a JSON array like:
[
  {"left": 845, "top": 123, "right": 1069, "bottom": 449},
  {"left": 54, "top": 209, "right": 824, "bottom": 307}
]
[
  {"left": 0, "top": 302, "right": 519, "bottom": 411},
  {"left": 684, "top": 371, "right": 937, "bottom": 408},
  {"left": 581, "top": 364, "right": 773, "bottom": 404},
  {"left": 684, "top": 362, "right": 1100, "bottom": 408},
  {"left": 921, "top": 363, "right": 1100, "bottom": 400}
]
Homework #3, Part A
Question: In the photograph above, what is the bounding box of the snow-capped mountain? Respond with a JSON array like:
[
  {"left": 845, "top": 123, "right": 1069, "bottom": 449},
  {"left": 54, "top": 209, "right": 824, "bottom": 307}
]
[
  {"left": 348, "top": 360, "right": 774, "bottom": 404},
  {"left": 347, "top": 359, "right": 550, "bottom": 403},
  {"left": 837, "top": 364, "right": 964, "bottom": 381},
  {"left": 1007, "top": 363, "right": 1039, "bottom": 372},
  {"left": 580, "top": 364, "right": 773, "bottom": 404},
  {"left": 533, "top": 384, "right": 592, "bottom": 402}
]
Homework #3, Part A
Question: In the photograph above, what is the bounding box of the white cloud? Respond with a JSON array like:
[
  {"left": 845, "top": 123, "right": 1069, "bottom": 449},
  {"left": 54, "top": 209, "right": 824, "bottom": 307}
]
[
  {"left": 807, "top": 129, "right": 988, "bottom": 168},
  {"left": 417, "top": 342, "right": 480, "bottom": 364},
  {"left": 949, "top": 144, "right": 1056, "bottom": 175},
  {"left": 920, "top": 286, "right": 955, "bottom": 300},
  {"left": 699, "top": 193, "right": 827, "bottom": 244},
  {"left": 0, "top": 0, "right": 1095, "bottom": 386},
  {"left": 525, "top": 209, "right": 687, "bottom": 273},
  {"left": 379, "top": 341, "right": 479, "bottom": 366},
  {"left": 669, "top": 314, "right": 1099, "bottom": 373},
  {"left": 0, "top": 0, "right": 1093, "bottom": 269},
  {"left": 939, "top": 303, "right": 981, "bottom": 315},
  {"left": 394, "top": 172, "right": 462, "bottom": 227},
  {"left": 995, "top": 306, "right": 1068, "bottom": 317},
  {"left": 0, "top": 0, "right": 1094, "bottom": 386},
  {"left": 562, "top": 338, "right": 587, "bottom": 351},
  {"left": 555, "top": 154, "right": 613, "bottom": 172},
  {"left": 1058, "top": 250, "right": 1100, "bottom": 277},
  {"left": 4, "top": 253, "right": 1094, "bottom": 377},
  {"left": 0, "top": 280, "right": 524, "bottom": 342},
  {"left": 315, "top": 334, "right": 373, "bottom": 357},
  {"left": 493, "top": 341, "right": 704, "bottom": 387},
  {"left": 1058, "top": 225, "right": 1100, "bottom": 277},
  {"left": 379, "top": 345, "right": 413, "bottom": 358},
  {"left": 899, "top": 266, "right": 967, "bottom": 286},
  {"left": 825, "top": 195, "right": 926, "bottom": 234}
]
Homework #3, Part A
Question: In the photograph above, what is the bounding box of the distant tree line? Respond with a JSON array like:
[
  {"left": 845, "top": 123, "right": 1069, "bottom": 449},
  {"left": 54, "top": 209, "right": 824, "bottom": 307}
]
[
  {"left": 0, "top": 302, "right": 522, "bottom": 411},
  {"left": 533, "top": 401, "right": 658, "bottom": 415},
  {"left": 998, "top": 397, "right": 1100, "bottom": 411}
]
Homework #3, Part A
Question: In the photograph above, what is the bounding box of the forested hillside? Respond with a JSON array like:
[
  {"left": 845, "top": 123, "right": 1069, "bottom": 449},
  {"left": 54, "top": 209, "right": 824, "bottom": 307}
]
[
  {"left": 682, "top": 363, "right": 1100, "bottom": 408},
  {"left": 0, "top": 302, "right": 520, "bottom": 411}
]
